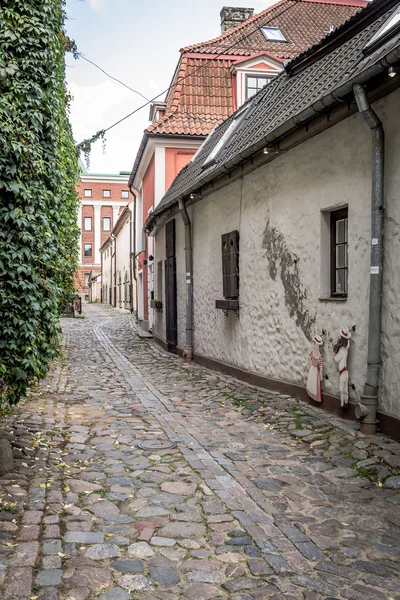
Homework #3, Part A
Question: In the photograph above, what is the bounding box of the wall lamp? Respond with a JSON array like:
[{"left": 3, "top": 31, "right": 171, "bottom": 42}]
[
  {"left": 263, "top": 145, "right": 278, "bottom": 155},
  {"left": 388, "top": 66, "right": 399, "bottom": 78},
  {"left": 190, "top": 192, "right": 201, "bottom": 200}
]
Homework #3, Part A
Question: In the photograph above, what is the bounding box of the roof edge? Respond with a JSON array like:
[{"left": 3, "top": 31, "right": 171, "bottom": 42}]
[
  {"left": 146, "top": 42, "right": 400, "bottom": 231},
  {"left": 286, "top": 0, "right": 396, "bottom": 74}
]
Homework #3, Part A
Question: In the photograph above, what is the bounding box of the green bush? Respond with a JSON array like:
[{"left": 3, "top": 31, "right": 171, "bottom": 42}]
[{"left": 0, "top": 0, "right": 79, "bottom": 405}]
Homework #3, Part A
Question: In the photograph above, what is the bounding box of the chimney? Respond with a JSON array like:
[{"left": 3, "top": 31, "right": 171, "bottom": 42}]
[{"left": 220, "top": 6, "right": 254, "bottom": 33}]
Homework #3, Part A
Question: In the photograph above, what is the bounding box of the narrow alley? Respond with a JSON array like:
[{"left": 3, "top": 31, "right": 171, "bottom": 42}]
[{"left": 1, "top": 304, "right": 399, "bottom": 600}]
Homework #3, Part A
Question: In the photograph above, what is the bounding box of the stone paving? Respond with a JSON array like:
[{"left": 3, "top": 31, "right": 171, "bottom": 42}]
[{"left": 0, "top": 303, "right": 399, "bottom": 600}]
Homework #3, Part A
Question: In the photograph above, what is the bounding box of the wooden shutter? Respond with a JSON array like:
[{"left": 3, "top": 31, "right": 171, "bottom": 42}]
[
  {"left": 166, "top": 219, "right": 176, "bottom": 259},
  {"left": 222, "top": 230, "right": 239, "bottom": 299}
]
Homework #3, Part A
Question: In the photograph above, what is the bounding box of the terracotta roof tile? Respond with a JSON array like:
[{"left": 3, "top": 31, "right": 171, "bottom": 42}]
[
  {"left": 147, "top": 0, "right": 399, "bottom": 223},
  {"left": 146, "top": 0, "right": 365, "bottom": 137},
  {"left": 146, "top": 58, "right": 234, "bottom": 136},
  {"left": 182, "top": 0, "right": 367, "bottom": 59}
]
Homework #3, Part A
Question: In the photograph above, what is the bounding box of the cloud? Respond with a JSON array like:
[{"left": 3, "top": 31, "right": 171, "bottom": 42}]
[
  {"left": 67, "top": 79, "right": 145, "bottom": 173},
  {"left": 89, "top": 0, "right": 109, "bottom": 11}
]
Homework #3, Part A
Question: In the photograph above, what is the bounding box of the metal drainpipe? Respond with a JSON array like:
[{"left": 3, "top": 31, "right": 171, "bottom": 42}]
[
  {"left": 178, "top": 198, "right": 193, "bottom": 361},
  {"left": 353, "top": 83, "right": 385, "bottom": 436}
]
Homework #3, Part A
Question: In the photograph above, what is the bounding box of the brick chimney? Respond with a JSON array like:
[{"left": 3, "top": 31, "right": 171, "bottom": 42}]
[{"left": 220, "top": 6, "right": 254, "bottom": 33}]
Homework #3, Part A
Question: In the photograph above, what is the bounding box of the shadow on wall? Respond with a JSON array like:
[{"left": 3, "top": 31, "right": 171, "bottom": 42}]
[{"left": 262, "top": 219, "right": 316, "bottom": 339}]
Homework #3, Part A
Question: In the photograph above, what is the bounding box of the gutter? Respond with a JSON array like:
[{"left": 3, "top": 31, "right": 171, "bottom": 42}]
[
  {"left": 353, "top": 83, "right": 385, "bottom": 435},
  {"left": 145, "top": 44, "right": 400, "bottom": 232},
  {"left": 178, "top": 198, "right": 194, "bottom": 361}
]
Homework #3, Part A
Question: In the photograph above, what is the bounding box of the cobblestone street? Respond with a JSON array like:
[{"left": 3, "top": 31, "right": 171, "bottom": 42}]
[{"left": 1, "top": 304, "right": 400, "bottom": 600}]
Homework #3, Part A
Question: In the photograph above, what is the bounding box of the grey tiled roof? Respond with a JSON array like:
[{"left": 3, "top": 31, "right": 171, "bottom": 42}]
[{"left": 147, "top": 0, "right": 400, "bottom": 229}]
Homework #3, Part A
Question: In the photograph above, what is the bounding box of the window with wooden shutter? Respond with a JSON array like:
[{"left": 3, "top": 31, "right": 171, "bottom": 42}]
[{"left": 221, "top": 230, "right": 239, "bottom": 299}]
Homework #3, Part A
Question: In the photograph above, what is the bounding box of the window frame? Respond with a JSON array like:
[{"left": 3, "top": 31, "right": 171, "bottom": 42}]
[
  {"left": 84, "top": 189, "right": 92, "bottom": 197},
  {"left": 245, "top": 74, "right": 271, "bottom": 99},
  {"left": 103, "top": 189, "right": 111, "bottom": 198},
  {"left": 330, "top": 208, "right": 348, "bottom": 298},
  {"left": 261, "top": 26, "right": 287, "bottom": 42},
  {"left": 203, "top": 106, "right": 249, "bottom": 168},
  {"left": 103, "top": 217, "right": 111, "bottom": 231},
  {"left": 83, "top": 243, "right": 93, "bottom": 258},
  {"left": 121, "top": 190, "right": 129, "bottom": 199},
  {"left": 221, "top": 230, "right": 240, "bottom": 299},
  {"left": 84, "top": 272, "right": 90, "bottom": 288},
  {"left": 83, "top": 216, "right": 92, "bottom": 231}
]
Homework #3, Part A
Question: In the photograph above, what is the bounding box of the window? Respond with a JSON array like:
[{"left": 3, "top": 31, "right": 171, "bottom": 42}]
[
  {"left": 222, "top": 230, "right": 240, "bottom": 298},
  {"left": 84, "top": 217, "right": 92, "bottom": 231},
  {"left": 203, "top": 106, "right": 248, "bottom": 167},
  {"left": 331, "top": 208, "right": 348, "bottom": 297},
  {"left": 84, "top": 244, "right": 92, "bottom": 257},
  {"left": 103, "top": 189, "right": 111, "bottom": 198},
  {"left": 121, "top": 190, "right": 129, "bottom": 199},
  {"left": 246, "top": 75, "right": 271, "bottom": 99},
  {"left": 84, "top": 189, "right": 92, "bottom": 197},
  {"left": 84, "top": 272, "right": 90, "bottom": 288},
  {"left": 103, "top": 217, "right": 111, "bottom": 231},
  {"left": 364, "top": 5, "right": 400, "bottom": 54},
  {"left": 261, "top": 26, "right": 287, "bottom": 42}
]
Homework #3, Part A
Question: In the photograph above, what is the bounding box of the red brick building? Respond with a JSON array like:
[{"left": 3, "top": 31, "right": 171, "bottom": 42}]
[
  {"left": 76, "top": 173, "right": 131, "bottom": 298},
  {"left": 129, "top": 0, "right": 367, "bottom": 333}
]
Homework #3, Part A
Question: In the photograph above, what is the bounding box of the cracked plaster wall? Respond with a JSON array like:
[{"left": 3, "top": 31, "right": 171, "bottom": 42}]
[{"left": 154, "top": 88, "right": 400, "bottom": 419}]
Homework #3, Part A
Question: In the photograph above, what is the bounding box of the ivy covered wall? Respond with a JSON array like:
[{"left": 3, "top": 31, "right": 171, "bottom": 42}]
[{"left": 0, "top": 0, "right": 79, "bottom": 405}]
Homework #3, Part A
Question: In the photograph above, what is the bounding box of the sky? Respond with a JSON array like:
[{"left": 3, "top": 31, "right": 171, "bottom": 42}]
[{"left": 65, "top": 0, "right": 274, "bottom": 175}]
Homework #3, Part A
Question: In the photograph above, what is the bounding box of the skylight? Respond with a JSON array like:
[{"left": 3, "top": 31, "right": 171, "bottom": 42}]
[
  {"left": 364, "top": 5, "right": 400, "bottom": 54},
  {"left": 261, "top": 26, "right": 287, "bottom": 42},
  {"left": 202, "top": 107, "right": 249, "bottom": 168}
]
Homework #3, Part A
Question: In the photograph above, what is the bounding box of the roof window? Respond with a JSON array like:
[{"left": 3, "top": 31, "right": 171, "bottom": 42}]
[
  {"left": 261, "top": 26, "right": 287, "bottom": 42},
  {"left": 202, "top": 107, "right": 249, "bottom": 168},
  {"left": 363, "top": 5, "right": 400, "bottom": 54}
]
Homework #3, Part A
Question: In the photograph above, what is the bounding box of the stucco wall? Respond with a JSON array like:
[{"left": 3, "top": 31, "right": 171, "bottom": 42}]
[
  {"left": 115, "top": 215, "right": 132, "bottom": 309},
  {"left": 101, "top": 248, "right": 112, "bottom": 304},
  {"left": 154, "top": 88, "right": 400, "bottom": 419}
]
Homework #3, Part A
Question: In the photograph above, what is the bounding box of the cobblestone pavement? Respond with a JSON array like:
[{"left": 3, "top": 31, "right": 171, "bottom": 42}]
[{"left": 1, "top": 304, "right": 400, "bottom": 600}]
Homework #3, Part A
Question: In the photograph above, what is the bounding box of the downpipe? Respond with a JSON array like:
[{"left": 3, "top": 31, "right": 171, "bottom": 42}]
[
  {"left": 353, "top": 84, "right": 385, "bottom": 435},
  {"left": 178, "top": 198, "right": 193, "bottom": 361}
]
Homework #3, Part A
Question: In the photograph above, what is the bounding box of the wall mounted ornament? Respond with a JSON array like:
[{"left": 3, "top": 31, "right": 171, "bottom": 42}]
[
  {"left": 306, "top": 334, "right": 323, "bottom": 403},
  {"left": 333, "top": 326, "right": 351, "bottom": 407}
]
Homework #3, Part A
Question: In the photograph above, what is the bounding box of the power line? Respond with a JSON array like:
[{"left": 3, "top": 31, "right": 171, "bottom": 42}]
[
  {"left": 77, "top": 0, "right": 303, "bottom": 145},
  {"left": 77, "top": 54, "right": 150, "bottom": 101}
]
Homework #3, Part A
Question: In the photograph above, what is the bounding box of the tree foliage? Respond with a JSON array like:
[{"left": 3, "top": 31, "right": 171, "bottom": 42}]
[{"left": 0, "top": 0, "right": 79, "bottom": 405}]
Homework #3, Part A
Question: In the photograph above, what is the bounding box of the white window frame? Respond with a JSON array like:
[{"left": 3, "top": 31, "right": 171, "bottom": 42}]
[
  {"left": 121, "top": 190, "right": 129, "bottom": 199},
  {"left": 203, "top": 106, "right": 249, "bottom": 167},
  {"left": 364, "top": 5, "right": 400, "bottom": 53},
  {"left": 103, "top": 189, "right": 111, "bottom": 198},
  {"left": 245, "top": 74, "right": 271, "bottom": 100},
  {"left": 84, "top": 189, "right": 92, "bottom": 197},
  {"left": 261, "top": 26, "right": 287, "bottom": 42},
  {"left": 103, "top": 217, "right": 111, "bottom": 231},
  {"left": 84, "top": 216, "right": 92, "bottom": 231},
  {"left": 84, "top": 244, "right": 92, "bottom": 257}
]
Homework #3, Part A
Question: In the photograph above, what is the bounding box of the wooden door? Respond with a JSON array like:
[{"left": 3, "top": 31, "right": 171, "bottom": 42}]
[{"left": 165, "top": 219, "right": 177, "bottom": 347}]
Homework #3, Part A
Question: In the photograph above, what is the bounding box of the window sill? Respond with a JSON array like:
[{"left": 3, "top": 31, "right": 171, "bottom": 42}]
[
  {"left": 318, "top": 296, "right": 347, "bottom": 302},
  {"left": 215, "top": 299, "right": 239, "bottom": 311}
]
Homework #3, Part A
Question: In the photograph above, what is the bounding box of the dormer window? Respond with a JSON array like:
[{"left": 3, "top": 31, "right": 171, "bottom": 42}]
[
  {"left": 246, "top": 75, "right": 271, "bottom": 99},
  {"left": 261, "top": 26, "right": 287, "bottom": 42},
  {"left": 363, "top": 5, "right": 400, "bottom": 54}
]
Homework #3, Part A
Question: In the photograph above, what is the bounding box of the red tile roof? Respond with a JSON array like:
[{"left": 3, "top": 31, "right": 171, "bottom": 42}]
[
  {"left": 182, "top": 0, "right": 368, "bottom": 59},
  {"left": 146, "top": 0, "right": 366, "bottom": 138},
  {"left": 146, "top": 57, "right": 234, "bottom": 135}
]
